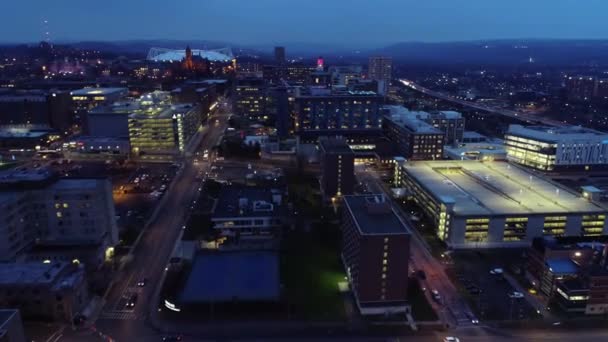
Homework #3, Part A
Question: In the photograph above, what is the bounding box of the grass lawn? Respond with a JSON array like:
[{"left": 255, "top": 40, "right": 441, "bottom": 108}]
[{"left": 281, "top": 229, "right": 347, "bottom": 321}]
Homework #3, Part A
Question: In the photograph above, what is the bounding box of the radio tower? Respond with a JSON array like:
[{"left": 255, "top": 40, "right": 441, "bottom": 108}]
[{"left": 42, "top": 18, "right": 52, "bottom": 46}]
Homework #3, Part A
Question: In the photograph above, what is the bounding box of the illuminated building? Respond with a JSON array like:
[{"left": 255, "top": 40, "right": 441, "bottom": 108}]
[
  {"left": 0, "top": 168, "right": 118, "bottom": 265},
  {"left": 128, "top": 102, "right": 201, "bottom": 157},
  {"left": 0, "top": 90, "right": 72, "bottom": 131},
  {"left": 319, "top": 138, "right": 355, "bottom": 201},
  {"left": 505, "top": 124, "right": 608, "bottom": 171},
  {"left": 399, "top": 160, "right": 608, "bottom": 249},
  {"left": 71, "top": 87, "right": 128, "bottom": 130},
  {"left": 235, "top": 77, "right": 268, "bottom": 121},
  {"left": 368, "top": 56, "right": 392, "bottom": 95},
  {"left": 341, "top": 194, "right": 411, "bottom": 315},
  {"left": 565, "top": 76, "right": 598, "bottom": 101},
  {"left": 316, "top": 56, "right": 324, "bottom": 70},
  {"left": 382, "top": 106, "right": 445, "bottom": 160},
  {"left": 294, "top": 87, "right": 383, "bottom": 133},
  {"left": 329, "top": 65, "right": 363, "bottom": 86}
]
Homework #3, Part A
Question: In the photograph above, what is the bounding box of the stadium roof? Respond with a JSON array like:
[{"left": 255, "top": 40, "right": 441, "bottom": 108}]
[
  {"left": 402, "top": 160, "right": 607, "bottom": 216},
  {"left": 147, "top": 47, "right": 233, "bottom": 62},
  {"left": 179, "top": 251, "right": 279, "bottom": 303}
]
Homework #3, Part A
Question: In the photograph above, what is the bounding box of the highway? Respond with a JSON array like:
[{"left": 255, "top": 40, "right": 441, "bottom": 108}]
[{"left": 398, "top": 79, "right": 567, "bottom": 127}]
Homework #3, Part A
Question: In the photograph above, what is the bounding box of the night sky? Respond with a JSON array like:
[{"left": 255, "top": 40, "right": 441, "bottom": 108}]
[{"left": 2, "top": 0, "right": 608, "bottom": 46}]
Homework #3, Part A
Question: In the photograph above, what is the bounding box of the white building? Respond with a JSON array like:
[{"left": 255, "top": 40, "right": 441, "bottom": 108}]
[
  {"left": 0, "top": 168, "right": 117, "bottom": 264},
  {"left": 505, "top": 125, "right": 608, "bottom": 171},
  {"left": 399, "top": 160, "right": 608, "bottom": 249}
]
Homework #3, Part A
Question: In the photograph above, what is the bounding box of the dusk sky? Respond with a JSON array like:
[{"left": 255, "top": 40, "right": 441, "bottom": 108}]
[{"left": 2, "top": 0, "right": 608, "bottom": 47}]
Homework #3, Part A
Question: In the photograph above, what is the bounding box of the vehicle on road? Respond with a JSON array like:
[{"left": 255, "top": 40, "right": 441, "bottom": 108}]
[
  {"left": 127, "top": 293, "right": 138, "bottom": 307},
  {"left": 162, "top": 335, "right": 182, "bottom": 341},
  {"left": 466, "top": 312, "right": 479, "bottom": 324},
  {"left": 137, "top": 278, "right": 147, "bottom": 287},
  {"left": 509, "top": 291, "right": 524, "bottom": 299},
  {"left": 490, "top": 267, "right": 504, "bottom": 275},
  {"left": 444, "top": 337, "right": 460, "bottom": 342},
  {"left": 431, "top": 289, "right": 442, "bottom": 303},
  {"left": 416, "top": 270, "right": 427, "bottom": 280}
]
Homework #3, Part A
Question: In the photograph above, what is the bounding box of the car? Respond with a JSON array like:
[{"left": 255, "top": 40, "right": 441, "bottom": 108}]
[
  {"left": 466, "top": 312, "right": 479, "bottom": 324},
  {"left": 162, "top": 335, "right": 183, "bottom": 341},
  {"left": 444, "top": 337, "right": 460, "bottom": 342},
  {"left": 490, "top": 267, "right": 504, "bottom": 275},
  {"left": 127, "top": 293, "right": 138, "bottom": 307},
  {"left": 509, "top": 291, "right": 524, "bottom": 299},
  {"left": 431, "top": 289, "right": 442, "bottom": 302},
  {"left": 416, "top": 270, "right": 427, "bottom": 280},
  {"left": 137, "top": 278, "right": 147, "bottom": 287}
]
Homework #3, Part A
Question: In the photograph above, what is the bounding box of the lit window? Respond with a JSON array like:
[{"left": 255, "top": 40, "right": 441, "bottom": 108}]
[
  {"left": 383, "top": 259, "right": 388, "bottom": 265},
  {"left": 56, "top": 212, "right": 62, "bottom": 218},
  {"left": 384, "top": 237, "right": 389, "bottom": 243}
]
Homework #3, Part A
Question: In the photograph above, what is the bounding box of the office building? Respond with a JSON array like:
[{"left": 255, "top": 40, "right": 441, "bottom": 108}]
[
  {"left": 211, "top": 185, "right": 288, "bottom": 244},
  {"left": 0, "top": 90, "right": 72, "bottom": 131},
  {"left": 0, "top": 168, "right": 118, "bottom": 265},
  {"left": 274, "top": 46, "right": 286, "bottom": 65},
  {"left": 0, "top": 310, "right": 26, "bottom": 342},
  {"left": 565, "top": 76, "right": 598, "bottom": 101},
  {"left": 341, "top": 194, "right": 411, "bottom": 315},
  {"left": 128, "top": 103, "right": 201, "bottom": 157},
  {"left": 0, "top": 262, "right": 88, "bottom": 323},
  {"left": 71, "top": 87, "right": 129, "bottom": 129},
  {"left": 382, "top": 107, "right": 445, "bottom": 160},
  {"left": 329, "top": 66, "right": 363, "bottom": 86},
  {"left": 235, "top": 77, "right": 268, "bottom": 121},
  {"left": 399, "top": 160, "right": 608, "bottom": 249},
  {"left": 368, "top": 56, "right": 392, "bottom": 95},
  {"left": 444, "top": 141, "right": 507, "bottom": 161},
  {"left": 294, "top": 87, "right": 383, "bottom": 133},
  {"left": 319, "top": 138, "right": 355, "bottom": 200},
  {"left": 505, "top": 124, "right": 608, "bottom": 171}
]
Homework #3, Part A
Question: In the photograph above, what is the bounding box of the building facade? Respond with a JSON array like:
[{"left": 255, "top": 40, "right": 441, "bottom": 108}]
[
  {"left": 382, "top": 112, "right": 444, "bottom": 160},
  {"left": 319, "top": 138, "right": 355, "bottom": 200},
  {"left": 399, "top": 160, "right": 608, "bottom": 249},
  {"left": 294, "top": 87, "right": 383, "bottom": 133},
  {"left": 235, "top": 77, "right": 268, "bottom": 121},
  {"left": 505, "top": 124, "right": 608, "bottom": 171},
  {"left": 341, "top": 194, "right": 410, "bottom": 315},
  {"left": 368, "top": 56, "right": 392, "bottom": 95}
]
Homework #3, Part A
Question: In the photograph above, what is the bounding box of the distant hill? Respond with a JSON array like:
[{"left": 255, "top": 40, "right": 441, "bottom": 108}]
[{"left": 373, "top": 39, "right": 608, "bottom": 66}]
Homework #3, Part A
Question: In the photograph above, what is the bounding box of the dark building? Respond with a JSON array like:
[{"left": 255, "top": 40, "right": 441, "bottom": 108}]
[
  {"left": 263, "top": 64, "right": 315, "bottom": 85},
  {"left": 319, "top": 138, "right": 355, "bottom": 200},
  {"left": 268, "top": 86, "right": 290, "bottom": 138},
  {"left": 565, "top": 76, "right": 598, "bottom": 101},
  {"left": 235, "top": 77, "right": 268, "bottom": 121},
  {"left": 294, "top": 87, "right": 383, "bottom": 134},
  {"left": 0, "top": 90, "right": 72, "bottom": 131},
  {"left": 274, "top": 46, "right": 286, "bottom": 65},
  {"left": 341, "top": 194, "right": 411, "bottom": 315}
]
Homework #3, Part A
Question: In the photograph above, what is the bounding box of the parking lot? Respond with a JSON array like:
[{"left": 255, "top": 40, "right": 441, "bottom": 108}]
[{"left": 448, "top": 250, "right": 540, "bottom": 322}]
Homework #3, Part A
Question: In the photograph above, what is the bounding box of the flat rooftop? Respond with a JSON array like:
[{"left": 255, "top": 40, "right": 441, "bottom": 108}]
[
  {"left": 48, "top": 178, "right": 104, "bottom": 190},
  {"left": 319, "top": 138, "right": 353, "bottom": 154},
  {"left": 179, "top": 251, "right": 279, "bottom": 303},
  {"left": 0, "top": 262, "right": 68, "bottom": 285},
  {"left": 403, "top": 160, "right": 607, "bottom": 217},
  {"left": 212, "top": 185, "right": 287, "bottom": 219},
  {"left": 343, "top": 194, "right": 410, "bottom": 235},
  {"left": 508, "top": 124, "right": 608, "bottom": 142},
  {"left": 70, "top": 87, "right": 128, "bottom": 96}
]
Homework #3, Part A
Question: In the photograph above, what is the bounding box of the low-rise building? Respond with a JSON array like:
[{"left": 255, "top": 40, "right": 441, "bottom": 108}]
[
  {"left": 399, "top": 160, "right": 608, "bottom": 249},
  {"left": 341, "top": 194, "right": 411, "bottom": 316},
  {"left": 0, "top": 262, "right": 88, "bottom": 323},
  {"left": 211, "top": 185, "right": 288, "bottom": 245},
  {"left": 505, "top": 124, "right": 608, "bottom": 171},
  {"left": 382, "top": 107, "right": 444, "bottom": 160},
  {"left": 71, "top": 87, "right": 129, "bottom": 130},
  {"left": 0, "top": 168, "right": 117, "bottom": 266}
]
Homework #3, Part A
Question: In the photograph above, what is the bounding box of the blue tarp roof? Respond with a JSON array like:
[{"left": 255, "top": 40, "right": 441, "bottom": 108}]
[
  {"left": 179, "top": 251, "right": 280, "bottom": 303},
  {"left": 546, "top": 258, "right": 579, "bottom": 275}
]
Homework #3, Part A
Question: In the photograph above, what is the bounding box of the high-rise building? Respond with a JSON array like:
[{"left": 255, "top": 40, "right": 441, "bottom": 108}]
[
  {"left": 294, "top": 87, "right": 383, "bottom": 133},
  {"left": 235, "top": 77, "right": 268, "bottom": 121},
  {"left": 319, "top": 138, "right": 355, "bottom": 200},
  {"left": 274, "top": 46, "right": 286, "bottom": 65},
  {"left": 341, "top": 194, "right": 411, "bottom": 315},
  {"left": 368, "top": 56, "right": 392, "bottom": 95},
  {"left": 505, "top": 124, "right": 608, "bottom": 171},
  {"left": 0, "top": 168, "right": 118, "bottom": 264}
]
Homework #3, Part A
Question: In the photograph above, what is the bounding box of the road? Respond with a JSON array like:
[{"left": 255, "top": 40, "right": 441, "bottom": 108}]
[
  {"left": 355, "top": 166, "right": 472, "bottom": 329},
  {"left": 56, "top": 105, "right": 231, "bottom": 342},
  {"left": 398, "top": 79, "right": 567, "bottom": 127}
]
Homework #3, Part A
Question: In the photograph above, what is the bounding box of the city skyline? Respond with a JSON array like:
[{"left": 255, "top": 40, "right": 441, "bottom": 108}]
[{"left": 2, "top": 0, "right": 608, "bottom": 47}]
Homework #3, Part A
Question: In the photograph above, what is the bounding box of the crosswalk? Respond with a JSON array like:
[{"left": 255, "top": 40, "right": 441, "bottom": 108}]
[{"left": 99, "top": 310, "right": 138, "bottom": 320}]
